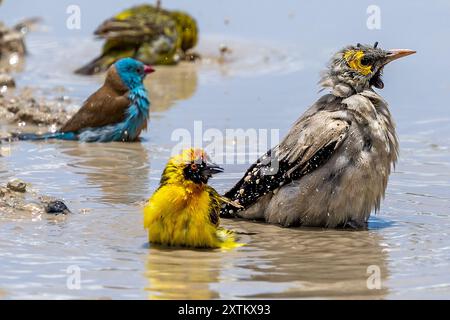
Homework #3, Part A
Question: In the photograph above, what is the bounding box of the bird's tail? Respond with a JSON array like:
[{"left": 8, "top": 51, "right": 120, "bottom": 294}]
[
  {"left": 9, "top": 131, "right": 77, "bottom": 141},
  {"left": 216, "top": 228, "right": 244, "bottom": 250}
]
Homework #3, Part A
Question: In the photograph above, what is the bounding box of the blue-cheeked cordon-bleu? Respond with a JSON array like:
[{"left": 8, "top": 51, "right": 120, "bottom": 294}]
[
  {"left": 144, "top": 149, "right": 242, "bottom": 249},
  {"left": 221, "top": 43, "right": 415, "bottom": 229},
  {"left": 12, "top": 58, "right": 154, "bottom": 142}
]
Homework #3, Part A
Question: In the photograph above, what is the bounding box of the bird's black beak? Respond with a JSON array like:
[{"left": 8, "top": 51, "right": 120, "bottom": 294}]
[
  {"left": 201, "top": 162, "right": 224, "bottom": 179},
  {"left": 385, "top": 49, "right": 416, "bottom": 64}
]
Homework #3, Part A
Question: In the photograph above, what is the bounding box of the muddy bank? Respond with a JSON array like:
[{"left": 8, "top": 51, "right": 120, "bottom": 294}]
[
  {"left": 0, "top": 89, "right": 76, "bottom": 137},
  {"left": 0, "top": 178, "right": 70, "bottom": 216},
  {"left": 0, "top": 72, "right": 15, "bottom": 88},
  {"left": 0, "top": 20, "right": 24, "bottom": 91},
  {"left": 0, "top": 21, "right": 26, "bottom": 72}
]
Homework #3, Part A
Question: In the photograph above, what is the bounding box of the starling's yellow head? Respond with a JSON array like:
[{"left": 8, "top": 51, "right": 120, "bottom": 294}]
[
  {"left": 324, "top": 42, "right": 416, "bottom": 93},
  {"left": 343, "top": 49, "right": 373, "bottom": 76},
  {"left": 160, "top": 148, "right": 223, "bottom": 186}
]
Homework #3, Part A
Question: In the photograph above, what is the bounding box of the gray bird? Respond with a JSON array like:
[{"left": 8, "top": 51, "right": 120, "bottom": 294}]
[{"left": 221, "top": 43, "right": 415, "bottom": 229}]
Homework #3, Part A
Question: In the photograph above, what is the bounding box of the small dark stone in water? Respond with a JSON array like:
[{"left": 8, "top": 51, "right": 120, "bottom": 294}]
[{"left": 45, "top": 200, "right": 71, "bottom": 215}]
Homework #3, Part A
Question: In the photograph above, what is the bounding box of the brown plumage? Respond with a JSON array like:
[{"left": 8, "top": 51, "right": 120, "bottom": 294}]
[{"left": 61, "top": 66, "right": 130, "bottom": 133}]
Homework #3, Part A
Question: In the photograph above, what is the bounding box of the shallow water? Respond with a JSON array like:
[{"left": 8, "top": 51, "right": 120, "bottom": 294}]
[{"left": 1, "top": 1, "right": 450, "bottom": 299}]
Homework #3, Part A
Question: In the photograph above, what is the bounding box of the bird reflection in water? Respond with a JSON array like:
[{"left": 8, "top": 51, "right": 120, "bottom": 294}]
[
  {"left": 144, "top": 247, "right": 223, "bottom": 300},
  {"left": 144, "top": 220, "right": 390, "bottom": 299}
]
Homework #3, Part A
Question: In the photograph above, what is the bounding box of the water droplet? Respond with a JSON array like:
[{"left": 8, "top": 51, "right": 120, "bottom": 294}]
[
  {"left": 49, "top": 124, "right": 58, "bottom": 133},
  {"left": 9, "top": 53, "right": 19, "bottom": 66}
]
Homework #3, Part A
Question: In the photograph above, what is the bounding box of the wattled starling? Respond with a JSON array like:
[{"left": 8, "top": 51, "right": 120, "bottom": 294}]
[
  {"left": 221, "top": 43, "right": 415, "bottom": 229},
  {"left": 76, "top": 3, "right": 198, "bottom": 75}
]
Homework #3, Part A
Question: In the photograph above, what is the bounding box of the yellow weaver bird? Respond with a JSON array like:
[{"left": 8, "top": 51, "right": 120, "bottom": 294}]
[{"left": 144, "top": 148, "right": 241, "bottom": 249}]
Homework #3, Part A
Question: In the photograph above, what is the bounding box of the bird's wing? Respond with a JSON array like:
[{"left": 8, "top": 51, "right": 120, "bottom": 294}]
[
  {"left": 206, "top": 187, "right": 223, "bottom": 227},
  {"left": 94, "top": 5, "right": 175, "bottom": 42},
  {"left": 206, "top": 187, "right": 242, "bottom": 226},
  {"left": 276, "top": 109, "right": 351, "bottom": 176},
  {"left": 224, "top": 106, "right": 351, "bottom": 210},
  {"left": 95, "top": 18, "right": 166, "bottom": 42},
  {"left": 60, "top": 89, "right": 130, "bottom": 133}
]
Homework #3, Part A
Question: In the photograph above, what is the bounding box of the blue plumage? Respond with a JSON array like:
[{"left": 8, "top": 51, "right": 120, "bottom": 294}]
[
  {"left": 78, "top": 79, "right": 150, "bottom": 142},
  {"left": 13, "top": 58, "right": 154, "bottom": 143},
  {"left": 12, "top": 132, "right": 78, "bottom": 141}
]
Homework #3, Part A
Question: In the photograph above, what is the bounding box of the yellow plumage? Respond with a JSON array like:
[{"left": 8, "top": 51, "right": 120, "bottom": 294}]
[
  {"left": 343, "top": 49, "right": 372, "bottom": 75},
  {"left": 144, "top": 149, "right": 241, "bottom": 249}
]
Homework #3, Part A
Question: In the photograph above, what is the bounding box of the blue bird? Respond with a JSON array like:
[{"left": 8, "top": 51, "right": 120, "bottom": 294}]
[{"left": 14, "top": 58, "right": 154, "bottom": 142}]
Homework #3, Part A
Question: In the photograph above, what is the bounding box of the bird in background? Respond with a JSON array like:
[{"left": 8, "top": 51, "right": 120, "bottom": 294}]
[
  {"left": 13, "top": 58, "right": 154, "bottom": 142},
  {"left": 144, "top": 148, "right": 242, "bottom": 249},
  {"left": 75, "top": 3, "right": 198, "bottom": 75},
  {"left": 221, "top": 43, "right": 415, "bottom": 229}
]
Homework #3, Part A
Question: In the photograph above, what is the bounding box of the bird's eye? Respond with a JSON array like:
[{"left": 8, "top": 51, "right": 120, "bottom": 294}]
[
  {"left": 344, "top": 50, "right": 372, "bottom": 75},
  {"left": 360, "top": 56, "right": 372, "bottom": 66},
  {"left": 190, "top": 163, "right": 198, "bottom": 171}
]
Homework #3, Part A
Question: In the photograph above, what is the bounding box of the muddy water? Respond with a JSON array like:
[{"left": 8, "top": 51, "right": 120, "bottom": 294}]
[{"left": 1, "top": 1, "right": 450, "bottom": 299}]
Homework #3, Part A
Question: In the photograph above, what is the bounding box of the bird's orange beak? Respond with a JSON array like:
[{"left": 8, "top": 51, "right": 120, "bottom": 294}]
[
  {"left": 144, "top": 65, "right": 155, "bottom": 74},
  {"left": 385, "top": 49, "right": 416, "bottom": 64}
]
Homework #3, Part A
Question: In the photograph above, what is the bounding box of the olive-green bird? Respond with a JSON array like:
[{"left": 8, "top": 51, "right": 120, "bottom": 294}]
[{"left": 75, "top": 3, "right": 198, "bottom": 75}]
